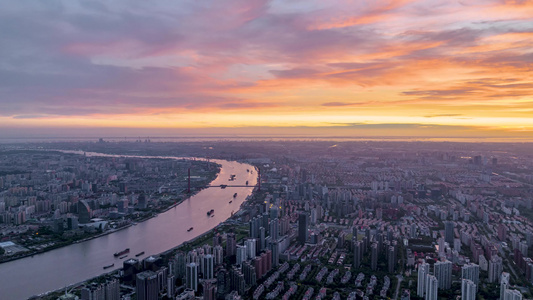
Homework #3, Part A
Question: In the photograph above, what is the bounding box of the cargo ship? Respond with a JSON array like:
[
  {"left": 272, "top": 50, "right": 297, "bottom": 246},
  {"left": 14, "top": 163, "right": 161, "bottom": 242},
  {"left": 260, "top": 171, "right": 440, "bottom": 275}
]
[
  {"left": 103, "top": 263, "right": 114, "bottom": 269},
  {"left": 114, "top": 248, "right": 130, "bottom": 257}
]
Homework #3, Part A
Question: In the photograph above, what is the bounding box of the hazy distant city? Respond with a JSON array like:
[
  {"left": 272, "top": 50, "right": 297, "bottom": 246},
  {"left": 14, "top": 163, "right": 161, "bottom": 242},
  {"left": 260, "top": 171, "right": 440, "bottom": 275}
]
[{"left": 0, "top": 140, "right": 531, "bottom": 300}]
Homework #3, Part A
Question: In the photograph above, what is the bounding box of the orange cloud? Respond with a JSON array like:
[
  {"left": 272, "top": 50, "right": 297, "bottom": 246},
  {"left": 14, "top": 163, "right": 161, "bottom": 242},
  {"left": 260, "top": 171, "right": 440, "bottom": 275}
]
[{"left": 308, "top": 0, "right": 415, "bottom": 30}]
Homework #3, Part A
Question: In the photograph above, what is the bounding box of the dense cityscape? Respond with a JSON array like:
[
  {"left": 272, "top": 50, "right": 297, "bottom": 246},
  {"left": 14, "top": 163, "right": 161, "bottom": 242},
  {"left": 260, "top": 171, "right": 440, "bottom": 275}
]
[
  {"left": 1, "top": 140, "right": 533, "bottom": 300},
  {"left": 2, "top": 0, "right": 532, "bottom": 299},
  {"left": 0, "top": 147, "right": 219, "bottom": 263}
]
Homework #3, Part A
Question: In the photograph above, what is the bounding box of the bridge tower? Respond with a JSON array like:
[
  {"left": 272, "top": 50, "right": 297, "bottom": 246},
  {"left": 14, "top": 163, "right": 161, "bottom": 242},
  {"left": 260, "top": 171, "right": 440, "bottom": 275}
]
[
  {"left": 187, "top": 168, "right": 191, "bottom": 193},
  {"left": 258, "top": 167, "right": 261, "bottom": 192}
]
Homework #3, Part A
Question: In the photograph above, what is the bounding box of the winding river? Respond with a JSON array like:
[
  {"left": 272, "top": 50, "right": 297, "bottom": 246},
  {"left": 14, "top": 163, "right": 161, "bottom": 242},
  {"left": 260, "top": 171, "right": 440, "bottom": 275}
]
[{"left": 0, "top": 152, "right": 257, "bottom": 300}]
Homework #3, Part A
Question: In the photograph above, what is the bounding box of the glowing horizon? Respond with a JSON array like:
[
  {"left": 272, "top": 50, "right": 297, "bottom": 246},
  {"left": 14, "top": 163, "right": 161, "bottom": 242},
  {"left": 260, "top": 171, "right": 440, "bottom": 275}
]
[{"left": 1, "top": 0, "right": 532, "bottom": 138}]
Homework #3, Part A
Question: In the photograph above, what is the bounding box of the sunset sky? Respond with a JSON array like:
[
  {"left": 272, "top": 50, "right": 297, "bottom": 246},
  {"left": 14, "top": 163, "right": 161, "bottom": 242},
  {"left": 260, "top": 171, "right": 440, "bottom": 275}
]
[{"left": 1, "top": 0, "right": 532, "bottom": 138}]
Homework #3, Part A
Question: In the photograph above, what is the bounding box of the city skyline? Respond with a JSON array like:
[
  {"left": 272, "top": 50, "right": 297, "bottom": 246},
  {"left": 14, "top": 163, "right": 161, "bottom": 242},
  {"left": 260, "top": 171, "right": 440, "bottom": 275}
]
[
  {"left": 1, "top": 140, "right": 532, "bottom": 299},
  {"left": 1, "top": 0, "right": 532, "bottom": 139}
]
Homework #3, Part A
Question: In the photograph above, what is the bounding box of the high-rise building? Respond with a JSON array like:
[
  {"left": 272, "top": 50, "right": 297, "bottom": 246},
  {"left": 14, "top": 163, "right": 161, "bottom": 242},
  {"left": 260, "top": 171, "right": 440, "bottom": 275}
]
[
  {"left": 203, "top": 244, "right": 212, "bottom": 255},
  {"left": 202, "top": 280, "right": 216, "bottom": 300},
  {"left": 213, "top": 245, "right": 223, "bottom": 266},
  {"left": 245, "top": 239, "right": 256, "bottom": 259},
  {"left": 119, "top": 182, "right": 127, "bottom": 194},
  {"left": 216, "top": 269, "right": 228, "bottom": 300},
  {"left": 438, "top": 237, "right": 445, "bottom": 257},
  {"left": 280, "top": 215, "right": 290, "bottom": 236},
  {"left": 270, "top": 241, "right": 279, "bottom": 267},
  {"left": 445, "top": 221, "right": 454, "bottom": 244},
  {"left": 137, "top": 193, "right": 147, "bottom": 209},
  {"left": 167, "top": 275, "right": 175, "bottom": 299},
  {"left": 173, "top": 252, "right": 186, "bottom": 279},
  {"left": 254, "top": 256, "right": 264, "bottom": 279},
  {"left": 186, "top": 262, "right": 198, "bottom": 291},
  {"left": 519, "top": 241, "right": 528, "bottom": 256},
  {"left": 123, "top": 258, "right": 141, "bottom": 286},
  {"left": 388, "top": 245, "right": 397, "bottom": 273},
  {"left": 376, "top": 207, "right": 383, "bottom": 219},
  {"left": 230, "top": 266, "right": 246, "bottom": 296},
  {"left": 376, "top": 233, "right": 383, "bottom": 254},
  {"left": 527, "top": 263, "right": 533, "bottom": 284},
  {"left": 269, "top": 218, "right": 279, "bottom": 241},
  {"left": 434, "top": 260, "right": 452, "bottom": 290},
  {"left": 461, "top": 279, "right": 476, "bottom": 300},
  {"left": 104, "top": 279, "right": 120, "bottom": 300},
  {"left": 337, "top": 231, "right": 346, "bottom": 249},
  {"left": 202, "top": 255, "right": 214, "bottom": 280},
  {"left": 187, "top": 250, "right": 199, "bottom": 266},
  {"left": 249, "top": 217, "right": 259, "bottom": 239},
  {"left": 260, "top": 227, "right": 266, "bottom": 250},
  {"left": 371, "top": 243, "right": 378, "bottom": 271},
  {"left": 298, "top": 213, "right": 308, "bottom": 244},
  {"left": 81, "top": 284, "right": 104, "bottom": 300},
  {"left": 354, "top": 240, "right": 362, "bottom": 269},
  {"left": 242, "top": 261, "right": 257, "bottom": 286},
  {"left": 479, "top": 254, "right": 488, "bottom": 271},
  {"left": 213, "top": 233, "right": 222, "bottom": 247},
  {"left": 117, "top": 198, "right": 128, "bottom": 213},
  {"left": 504, "top": 289, "right": 523, "bottom": 300},
  {"left": 501, "top": 272, "right": 510, "bottom": 300},
  {"left": 67, "top": 216, "right": 78, "bottom": 230},
  {"left": 352, "top": 226, "right": 358, "bottom": 239},
  {"left": 425, "top": 275, "right": 438, "bottom": 300},
  {"left": 498, "top": 224, "right": 508, "bottom": 241},
  {"left": 417, "top": 262, "right": 430, "bottom": 297},
  {"left": 527, "top": 232, "right": 533, "bottom": 247},
  {"left": 156, "top": 267, "right": 168, "bottom": 293},
  {"left": 461, "top": 263, "right": 480, "bottom": 285},
  {"left": 143, "top": 256, "right": 160, "bottom": 272},
  {"left": 362, "top": 234, "right": 369, "bottom": 255},
  {"left": 264, "top": 249, "right": 272, "bottom": 272},
  {"left": 489, "top": 256, "right": 503, "bottom": 283},
  {"left": 410, "top": 223, "right": 417, "bottom": 238},
  {"left": 78, "top": 200, "right": 92, "bottom": 224},
  {"left": 136, "top": 271, "right": 159, "bottom": 300},
  {"left": 454, "top": 238, "right": 461, "bottom": 252},
  {"left": 310, "top": 208, "right": 317, "bottom": 224},
  {"left": 236, "top": 245, "right": 247, "bottom": 265},
  {"left": 270, "top": 207, "right": 279, "bottom": 220},
  {"left": 262, "top": 213, "right": 269, "bottom": 231},
  {"left": 226, "top": 233, "right": 236, "bottom": 257}
]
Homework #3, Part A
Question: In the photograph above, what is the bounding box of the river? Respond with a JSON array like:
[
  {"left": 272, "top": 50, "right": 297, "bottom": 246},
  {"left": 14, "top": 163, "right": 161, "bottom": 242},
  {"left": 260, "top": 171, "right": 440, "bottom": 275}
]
[{"left": 0, "top": 152, "right": 257, "bottom": 300}]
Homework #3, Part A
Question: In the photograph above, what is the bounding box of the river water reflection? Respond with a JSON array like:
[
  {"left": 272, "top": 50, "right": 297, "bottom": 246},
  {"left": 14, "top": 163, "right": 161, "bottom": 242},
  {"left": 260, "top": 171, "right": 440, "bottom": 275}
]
[{"left": 0, "top": 152, "right": 256, "bottom": 300}]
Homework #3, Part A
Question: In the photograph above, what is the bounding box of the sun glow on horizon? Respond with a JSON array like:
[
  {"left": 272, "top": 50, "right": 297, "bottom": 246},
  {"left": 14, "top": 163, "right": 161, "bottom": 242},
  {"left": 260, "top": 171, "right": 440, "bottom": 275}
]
[{"left": 0, "top": 0, "right": 532, "bottom": 139}]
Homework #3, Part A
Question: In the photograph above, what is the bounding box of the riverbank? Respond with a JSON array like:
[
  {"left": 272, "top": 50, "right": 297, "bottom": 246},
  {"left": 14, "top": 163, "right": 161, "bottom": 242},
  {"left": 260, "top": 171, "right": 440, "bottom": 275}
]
[
  {"left": 34, "top": 185, "right": 258, "bottom": 300},
  {"left": 33, "top": 213, "right": 245, "bottom": 299},
  {"left": 0, "top": 152, "right": 256, "bottom": 300},
  {"left": 0, "top": 155, "right": 220, "bottom": 265}
]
